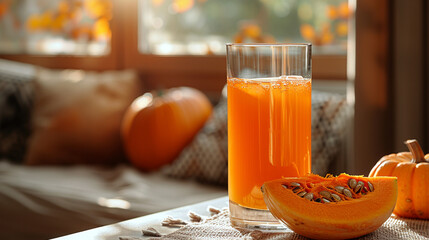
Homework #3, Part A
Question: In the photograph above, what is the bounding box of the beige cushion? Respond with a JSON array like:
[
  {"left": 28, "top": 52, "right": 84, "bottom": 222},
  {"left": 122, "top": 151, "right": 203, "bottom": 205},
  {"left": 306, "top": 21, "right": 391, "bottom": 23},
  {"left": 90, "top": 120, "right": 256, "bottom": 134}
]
[
  {"left": 0, "top": 162, "right": 227, "bottom": 239},
  {"left": 25, "top": 68, "right": 142, "bottom": 165}
]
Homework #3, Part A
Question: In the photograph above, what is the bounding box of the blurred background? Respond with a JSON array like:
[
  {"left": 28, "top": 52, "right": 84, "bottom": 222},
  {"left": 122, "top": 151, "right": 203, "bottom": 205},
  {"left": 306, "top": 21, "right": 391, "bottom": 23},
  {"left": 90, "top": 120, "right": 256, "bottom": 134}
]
[
  {"left": 0, "top": 0, "right": 348, "bottom": 55},
  {"left": 0, "top": 0, "right": 427, "bottom": 239}
]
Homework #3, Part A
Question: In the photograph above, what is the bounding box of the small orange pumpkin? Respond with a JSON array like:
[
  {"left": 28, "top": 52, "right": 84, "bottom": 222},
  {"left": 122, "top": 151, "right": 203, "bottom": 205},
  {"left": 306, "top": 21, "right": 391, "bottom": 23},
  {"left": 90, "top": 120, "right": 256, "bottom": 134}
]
[
  {"left": 121, "top": 87, "right": 212, "bottom": 171},
  {"left": 369, "top": 139, "right": 429, "bottom": 219}
]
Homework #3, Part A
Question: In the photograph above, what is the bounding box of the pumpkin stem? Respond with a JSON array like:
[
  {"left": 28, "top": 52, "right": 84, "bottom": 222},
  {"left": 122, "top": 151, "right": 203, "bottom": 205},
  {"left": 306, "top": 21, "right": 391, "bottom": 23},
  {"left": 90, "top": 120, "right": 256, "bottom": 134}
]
[{"left": 404, "top": 139, "right": 426, "bottom": 163}]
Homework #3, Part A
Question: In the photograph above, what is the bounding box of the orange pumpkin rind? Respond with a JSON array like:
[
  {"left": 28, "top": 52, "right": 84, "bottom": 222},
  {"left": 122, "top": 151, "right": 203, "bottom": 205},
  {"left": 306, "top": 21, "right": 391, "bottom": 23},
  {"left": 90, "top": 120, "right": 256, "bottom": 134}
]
[
  {"left": 369, "top": 139, "right": 429, "bottom": 219},
  {"left": 262, "top": 174, "right": 397, "bottom": 240}
]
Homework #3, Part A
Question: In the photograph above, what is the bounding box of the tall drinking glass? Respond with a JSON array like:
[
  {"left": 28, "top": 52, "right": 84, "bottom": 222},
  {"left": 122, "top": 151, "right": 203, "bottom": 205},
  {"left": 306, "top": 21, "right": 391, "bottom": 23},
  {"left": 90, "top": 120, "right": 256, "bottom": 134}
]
[{"left": 227, "top": 43, "right": 312, "bottom": 229}]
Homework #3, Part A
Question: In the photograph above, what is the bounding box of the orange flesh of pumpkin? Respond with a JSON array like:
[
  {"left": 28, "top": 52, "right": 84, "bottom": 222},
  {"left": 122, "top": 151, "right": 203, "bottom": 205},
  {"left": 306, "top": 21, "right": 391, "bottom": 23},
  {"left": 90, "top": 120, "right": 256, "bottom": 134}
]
[{"left": 262, "top": 174, "right": 397, "bottom": 240}]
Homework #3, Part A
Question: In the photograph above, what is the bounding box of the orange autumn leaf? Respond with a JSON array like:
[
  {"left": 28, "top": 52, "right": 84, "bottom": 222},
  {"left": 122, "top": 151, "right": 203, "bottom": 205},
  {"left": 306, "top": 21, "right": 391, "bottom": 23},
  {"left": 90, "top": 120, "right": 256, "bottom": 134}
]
[
  {"left": 320, "top": 23, "right": 333, "bottom": 45},
  {"left": 0, "top": 2, "right": 8, "bottom": 18},
  {"left": 242, "top": 23, "right": 261, "bottom": 39},
  {"left": 338, "top": 2, "right": 350, "bottom": 19},
  {"left": 300, "top": 24, "right": 315, "bottom": 42},
  {"left": 320, "top": 31, "right": 333, "bottom": 45},
  {"left": 85, "top": 0, "right": 112, "bottom": 19},
  {"left": 262, "top": 34, "right": 276, "bottom": 43},
  {"left": 336, "top": 21, "right": 348, "bottom": 37},
  {"left": 173, "top": 0, "right": 194, "bottom": 13},
  {"left": 27, "top": 15, "right": 41, "bottom": 31},
  {"left": 93, "top": 17, "right": 111, "bottom": 40},
  {"left": 40, "top": 11, "right": 54, "bottom": 29},
  {"left": 326, "top": 5, "right": 338, "bottom": 20},
  {"left": 27, "top": 11, "right": 54, "bottom": 31},
  {"left": 73, "top": 0, "right": 84, "bottom": 9},
  {"left": 71, "top": 25, "right": 92, "bottom": 39},
  {"left": 50, "top": 14, "right": 67, "bottom": 31},
  {"left": 321, "top": 23, "right": 331, "bottom": 33},
  {"left": 233, "top": 34, "right": 244, "bottom": 43},
  {"left": 300, "top": 23, "right": 334, "bottom": 46},
  {"left": 58, "top": 0, "right": 70, "bottom": 15}
]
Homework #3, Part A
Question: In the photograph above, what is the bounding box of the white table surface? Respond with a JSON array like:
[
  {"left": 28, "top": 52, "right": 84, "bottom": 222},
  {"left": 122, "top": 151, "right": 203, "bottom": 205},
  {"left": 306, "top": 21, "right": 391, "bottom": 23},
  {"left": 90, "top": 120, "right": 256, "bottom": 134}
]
[{"left": 53, "top": 196, "right": 229, "bottom": 240}]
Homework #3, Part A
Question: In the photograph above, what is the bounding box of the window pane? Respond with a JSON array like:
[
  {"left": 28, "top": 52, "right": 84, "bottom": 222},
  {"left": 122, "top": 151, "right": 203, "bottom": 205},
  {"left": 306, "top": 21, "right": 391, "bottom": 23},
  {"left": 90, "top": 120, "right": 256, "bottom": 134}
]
[
  {"left": 139, "top": 0, "right": 349, "bottom": 55},
  {"left": 0, "top": 0, "right": 112, "bottom": 55}
]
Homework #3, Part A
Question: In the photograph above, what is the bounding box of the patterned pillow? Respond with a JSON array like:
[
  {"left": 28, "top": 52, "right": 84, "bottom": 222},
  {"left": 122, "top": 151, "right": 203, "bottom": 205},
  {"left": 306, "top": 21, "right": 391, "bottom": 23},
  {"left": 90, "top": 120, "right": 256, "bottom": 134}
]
[
  {"left": 311, "top": 91, "right": 349, "bottom": 175},
  {"left": 162, "top": 86, "right": 349, "bottom": 186},
  {"left": 0, "top": 63, "right": 35, "bottom": 163}
]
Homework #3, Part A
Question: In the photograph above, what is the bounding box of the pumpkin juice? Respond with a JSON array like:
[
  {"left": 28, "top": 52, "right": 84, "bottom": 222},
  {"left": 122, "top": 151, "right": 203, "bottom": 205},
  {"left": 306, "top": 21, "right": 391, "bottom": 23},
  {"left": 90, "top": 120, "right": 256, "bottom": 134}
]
[{"left": 228, "top": 76, "right": 311, "bottom": 210}]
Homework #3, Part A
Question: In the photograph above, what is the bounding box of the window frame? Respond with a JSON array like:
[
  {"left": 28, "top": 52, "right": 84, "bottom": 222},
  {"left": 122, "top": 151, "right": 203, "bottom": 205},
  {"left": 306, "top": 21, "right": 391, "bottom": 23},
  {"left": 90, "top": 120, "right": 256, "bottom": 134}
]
[
  {"left": 0, "top": 0, "right": 346, "bottom": 87},
  {"left": 122, "top": 1, "right": 346, "bottom": 80}
]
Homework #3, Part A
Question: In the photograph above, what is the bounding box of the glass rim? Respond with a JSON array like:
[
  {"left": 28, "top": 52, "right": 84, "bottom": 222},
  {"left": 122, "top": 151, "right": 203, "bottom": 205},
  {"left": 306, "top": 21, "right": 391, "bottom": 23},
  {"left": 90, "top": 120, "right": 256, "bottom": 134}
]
[{"left": 226, "top": 43, "right": 311, "bottom": 47}]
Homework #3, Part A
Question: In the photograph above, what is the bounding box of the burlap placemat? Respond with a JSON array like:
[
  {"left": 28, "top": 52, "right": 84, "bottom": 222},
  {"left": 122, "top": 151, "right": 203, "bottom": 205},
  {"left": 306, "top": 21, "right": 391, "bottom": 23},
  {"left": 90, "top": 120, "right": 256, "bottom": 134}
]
[{"left": 122, "top": 208, "right": 429, "bottom": 240}]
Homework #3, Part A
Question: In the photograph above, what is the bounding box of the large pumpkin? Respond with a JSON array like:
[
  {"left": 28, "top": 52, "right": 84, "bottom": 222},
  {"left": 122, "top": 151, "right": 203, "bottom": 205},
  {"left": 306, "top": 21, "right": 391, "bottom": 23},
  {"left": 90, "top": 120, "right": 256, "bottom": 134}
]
[
  {"left": 369, "top": 139, "right": 429, "bottom": 219},
  {"left": 121, "top": 87, "right": 212, "bottom": 171}
]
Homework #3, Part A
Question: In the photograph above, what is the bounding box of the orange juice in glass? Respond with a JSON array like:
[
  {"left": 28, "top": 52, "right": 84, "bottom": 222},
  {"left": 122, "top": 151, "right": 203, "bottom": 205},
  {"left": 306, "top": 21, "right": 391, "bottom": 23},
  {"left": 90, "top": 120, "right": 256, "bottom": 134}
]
[{"left": 226, "top": 43, "right": 312, "bottom": 229}]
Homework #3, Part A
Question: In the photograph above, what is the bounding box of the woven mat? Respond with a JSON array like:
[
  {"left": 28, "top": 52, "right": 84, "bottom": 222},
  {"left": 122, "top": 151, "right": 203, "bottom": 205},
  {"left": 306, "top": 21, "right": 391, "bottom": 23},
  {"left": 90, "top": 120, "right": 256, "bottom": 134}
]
[{"left": 142, "top": 209, "right": 429, "bottom": 240}]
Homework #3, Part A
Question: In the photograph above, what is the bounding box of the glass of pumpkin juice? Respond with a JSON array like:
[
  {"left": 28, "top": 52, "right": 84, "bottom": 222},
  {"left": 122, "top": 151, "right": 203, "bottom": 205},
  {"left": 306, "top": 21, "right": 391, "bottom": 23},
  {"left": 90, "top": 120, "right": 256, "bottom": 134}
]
[{"left": 226, "top": 43, "right": 312, "bottom": 229}]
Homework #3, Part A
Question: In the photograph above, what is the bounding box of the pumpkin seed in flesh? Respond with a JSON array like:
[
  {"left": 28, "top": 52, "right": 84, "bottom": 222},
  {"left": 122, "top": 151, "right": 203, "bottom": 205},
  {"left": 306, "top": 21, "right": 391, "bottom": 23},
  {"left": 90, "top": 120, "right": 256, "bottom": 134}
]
[
  {"left": 348, "top": 178, "right": 357, "bottom": 189},
  {"left": 292, "top": 187, "right": 302, "bottom": 193},
  {"left": 354, "top": 186, "right": 361, "bottom": 194},
  {"left": 343, "top": 188, "right": 353, "bottom": 198},
  {"left": 304, "top": 193, "right": 314, "bottom": 201},
  {"left": 363, "top": 186, "right": 369, "bottom": 193},
  {"left": 322, "top": 198, "right": 331, "bottom": 203},
  {"left": 331, "top": 193, "right": 342, "bottom": 202},
  {"left": 335, "top": 186, "right": 345, "bottom": 193},
  {"left": 368, "top": 181, "right": 374, "bottom": 192},
  {"left": 354, "top": 181, "right": 364, "bottom": 193},
  {"left": 290, "top": 182, "right": 301, "bottom": 187},
  {"left": 319, "top": 191, "right": 332, "bottom": 199},
  {"left": 298, "top": 191, "right": 307, "bottom": 197}
]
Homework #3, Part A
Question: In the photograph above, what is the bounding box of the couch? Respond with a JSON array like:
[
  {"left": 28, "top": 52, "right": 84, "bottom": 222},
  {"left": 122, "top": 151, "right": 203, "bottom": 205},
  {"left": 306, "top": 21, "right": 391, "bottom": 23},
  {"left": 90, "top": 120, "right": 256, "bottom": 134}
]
[{"left": 0, "top": 59, "right": 349, "bottom": 239}]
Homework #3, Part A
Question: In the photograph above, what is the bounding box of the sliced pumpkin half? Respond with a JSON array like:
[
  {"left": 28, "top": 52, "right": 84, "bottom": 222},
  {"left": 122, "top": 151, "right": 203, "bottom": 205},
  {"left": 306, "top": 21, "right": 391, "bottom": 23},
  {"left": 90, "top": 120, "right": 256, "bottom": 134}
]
[{"left": 262, "top": 174, "right": 397, "bottom": 240}]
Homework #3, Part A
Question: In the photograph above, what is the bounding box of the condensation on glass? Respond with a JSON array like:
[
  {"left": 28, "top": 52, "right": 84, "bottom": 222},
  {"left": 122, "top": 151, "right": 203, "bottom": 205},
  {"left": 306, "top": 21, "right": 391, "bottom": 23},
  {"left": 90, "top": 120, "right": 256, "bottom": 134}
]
[
  {"left": 0, "top": 0, "right": 112, "bottom": 55},
  {"left": 139, "top": 0, "right": 349, "bottom": 55},
  {"left": 227, "top": 43, "right": 312, "bottom": 229}
]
